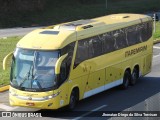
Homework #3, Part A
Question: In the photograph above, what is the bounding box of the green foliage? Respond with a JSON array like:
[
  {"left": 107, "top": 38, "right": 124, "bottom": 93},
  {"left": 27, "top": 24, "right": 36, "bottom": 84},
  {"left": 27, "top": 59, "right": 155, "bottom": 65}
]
[
  {"left": 153, "top": 22, "right": 160, "bottom": 39},
  {"left": 0, "top": 0, "right": 160, "bottom": 28},
  {"left": 0, "top": 37, "right": 20, "bottom": 86}
]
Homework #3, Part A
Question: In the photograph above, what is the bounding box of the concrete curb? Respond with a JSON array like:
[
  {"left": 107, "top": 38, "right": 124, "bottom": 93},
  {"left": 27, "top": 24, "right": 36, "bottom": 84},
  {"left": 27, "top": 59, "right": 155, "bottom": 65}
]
[
  {"left": 153, "top": 39, "right": 160, "bottom": 44},
  {"left": 0, "top": 39, "right": 159, "bottom": 93},
  {"left": 0, "top": 85, "right": 10, "bottom": 92}
]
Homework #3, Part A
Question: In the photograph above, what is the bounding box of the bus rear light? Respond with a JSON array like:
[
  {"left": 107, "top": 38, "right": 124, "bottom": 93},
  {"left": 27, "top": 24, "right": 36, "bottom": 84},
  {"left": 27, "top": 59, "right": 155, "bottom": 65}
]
[{"left": 26, "top": 102, "right": 35, "bottom": 106}]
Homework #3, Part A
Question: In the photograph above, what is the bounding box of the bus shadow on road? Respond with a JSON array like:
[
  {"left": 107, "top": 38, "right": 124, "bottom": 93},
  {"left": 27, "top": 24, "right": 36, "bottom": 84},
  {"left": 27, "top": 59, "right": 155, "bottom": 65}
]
[{"left": 38, "top": 76, "right": 160, "bottom": 119}]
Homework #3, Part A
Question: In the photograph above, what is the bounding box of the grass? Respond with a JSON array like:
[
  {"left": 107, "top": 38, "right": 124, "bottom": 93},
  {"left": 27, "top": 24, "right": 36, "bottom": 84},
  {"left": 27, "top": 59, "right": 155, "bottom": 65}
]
[
  {"left": 0, "top": 0, "right": 160, "bottom": 28},
  {"left": 153, "top": 22, "right": 160, "bottom": 40},
  {"left": 0, "top": 36, "right": 21, "bottom": 87}
]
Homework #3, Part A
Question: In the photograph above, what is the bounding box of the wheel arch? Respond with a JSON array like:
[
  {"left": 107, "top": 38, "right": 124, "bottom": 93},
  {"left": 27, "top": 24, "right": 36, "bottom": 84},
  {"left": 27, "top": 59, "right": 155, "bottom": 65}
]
[
  {"left": 124, "top": 67, "right": 131, "bottom": 74},
  {"left": 70, "top": 86, "right": 80, "bottom": 101}
]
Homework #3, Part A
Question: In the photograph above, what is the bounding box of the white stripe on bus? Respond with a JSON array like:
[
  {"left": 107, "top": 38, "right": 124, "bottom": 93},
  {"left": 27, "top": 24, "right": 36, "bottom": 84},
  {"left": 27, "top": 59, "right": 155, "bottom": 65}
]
[{"left": 83, "top": 79, "right": 123, "bottom": 99}]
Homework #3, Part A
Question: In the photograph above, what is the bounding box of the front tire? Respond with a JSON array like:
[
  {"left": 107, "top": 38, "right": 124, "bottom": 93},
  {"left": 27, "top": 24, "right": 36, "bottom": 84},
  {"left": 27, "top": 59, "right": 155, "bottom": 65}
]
[{"left": 68, "top": 90, "right": 78, "bottom": 110}]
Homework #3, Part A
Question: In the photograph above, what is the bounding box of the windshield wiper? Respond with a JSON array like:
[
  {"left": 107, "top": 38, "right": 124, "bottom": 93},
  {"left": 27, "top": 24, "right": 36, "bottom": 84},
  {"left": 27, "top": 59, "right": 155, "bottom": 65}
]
[
  {"left": 19, "top": 51, "right": 43, "bottom": 89},
  {"left": 19, "top": 51, "right": 37, "bottom": 88},
  {"left": 19, "top": 51, "right": 37, "bottom": 87},
  {"left": 19, "top": 65, "right": 32, "bottom": 87}
]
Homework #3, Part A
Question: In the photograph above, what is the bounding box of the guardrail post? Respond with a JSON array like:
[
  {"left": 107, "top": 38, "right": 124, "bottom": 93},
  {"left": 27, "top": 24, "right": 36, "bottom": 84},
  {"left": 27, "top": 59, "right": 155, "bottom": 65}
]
[{"left": 153, "top": 13, "right": 156, "bottom": 33}]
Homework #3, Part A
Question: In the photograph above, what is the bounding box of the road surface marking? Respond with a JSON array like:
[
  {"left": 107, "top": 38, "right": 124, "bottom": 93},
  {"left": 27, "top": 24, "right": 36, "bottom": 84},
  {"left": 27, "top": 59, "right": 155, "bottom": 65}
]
[
  {"left": 0, "top": 104, "right": 18, "bottom": 111},
  {"left": 153, "top": 54, "right": 160, "bottom": 58},
  {"left": 73, "top": 105, "right": 107, "bottom": 120},
  {"left": 153, "top": 46, "right": 160, "bottom": 49}
]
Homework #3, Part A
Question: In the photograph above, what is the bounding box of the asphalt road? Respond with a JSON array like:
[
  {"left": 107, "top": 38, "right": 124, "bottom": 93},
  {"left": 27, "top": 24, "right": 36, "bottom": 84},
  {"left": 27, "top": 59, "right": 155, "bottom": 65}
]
[
  {"left": 0, "top": 27, "right": 42, "bottom": 38},
  {"left": 0, "top": 43, "right": 160, "bottom": 120}
]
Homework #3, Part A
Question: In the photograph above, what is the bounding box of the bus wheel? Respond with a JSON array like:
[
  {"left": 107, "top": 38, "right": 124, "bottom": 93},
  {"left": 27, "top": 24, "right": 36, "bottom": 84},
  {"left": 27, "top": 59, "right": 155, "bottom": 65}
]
[
  {"left": 121, "top": 70, "right": 131, "bottom": 89},
  {"left": 130, "top": 67, "right": 139, "bottom": 85},
  {"left": 68, "top": 90, "right": 78, "bottom": 110}
]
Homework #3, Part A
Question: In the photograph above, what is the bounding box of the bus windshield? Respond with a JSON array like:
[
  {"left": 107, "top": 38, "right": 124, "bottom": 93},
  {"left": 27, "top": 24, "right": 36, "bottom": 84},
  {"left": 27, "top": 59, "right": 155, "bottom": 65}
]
[{"left": 11, "top": 48, "right": 60, "bottom": 92}]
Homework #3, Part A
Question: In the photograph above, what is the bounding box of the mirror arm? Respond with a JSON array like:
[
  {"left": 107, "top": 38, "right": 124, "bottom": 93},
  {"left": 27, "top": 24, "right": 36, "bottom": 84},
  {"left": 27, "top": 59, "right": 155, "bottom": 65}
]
[
  {"left": 3, "top": 52, "right": 13, "bottom": 70},
  {"left": 55, "top": 53, "right": 68, "bottom": 74}
]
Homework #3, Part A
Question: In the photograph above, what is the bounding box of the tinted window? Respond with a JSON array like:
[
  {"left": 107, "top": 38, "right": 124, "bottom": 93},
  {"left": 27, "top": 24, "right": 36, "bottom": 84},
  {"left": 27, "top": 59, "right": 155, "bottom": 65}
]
[
  {"left": 113, "top": 29, "right": 128, "bottom": 49},
  {"left": 74, "top": 21, "right": 152, "bottom": 68},
  {"left": 74, "top": 39, "right": 89, "bottom": 67},
  {"left": 102, "top": 32, "right": 116, "bottom": 53},
  {"left": 141, "top": 22, "right": 152, "bottom": 42},
  {"left": 59, "top": 42, "right": 75, "bottom": 84},
  {"left": 61, "top": 42, "right": 75, "bottom": 56},
  {"left": 91, "top": 36, "right": 102, "bottom": 57},
  {"left": 147, "top": 22, "right": 153, "bottom": 40},
  {"left": 126, "top": 26, "right": 140, "bottom": 45},
  {"left": 141, "top": 23, "right": 148, "bottom": 41}
]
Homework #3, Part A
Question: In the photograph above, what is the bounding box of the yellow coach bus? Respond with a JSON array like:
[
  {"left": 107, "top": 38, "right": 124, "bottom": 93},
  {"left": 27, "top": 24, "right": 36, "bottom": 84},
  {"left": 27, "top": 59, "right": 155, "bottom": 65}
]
[{"left": 3, "top": 14, "right": 153, "bottom": 110}]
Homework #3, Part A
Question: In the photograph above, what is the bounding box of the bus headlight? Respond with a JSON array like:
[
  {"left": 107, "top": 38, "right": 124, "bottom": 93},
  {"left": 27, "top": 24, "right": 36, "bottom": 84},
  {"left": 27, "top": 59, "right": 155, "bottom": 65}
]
[{"left": 43, "top": 91, "right": 61, "bottom": 100}]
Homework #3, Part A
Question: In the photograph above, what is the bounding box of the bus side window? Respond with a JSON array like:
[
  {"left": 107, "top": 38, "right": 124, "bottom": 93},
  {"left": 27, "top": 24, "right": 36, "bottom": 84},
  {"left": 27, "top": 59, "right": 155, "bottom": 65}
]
[
  {"left": 74, "top": 40, "right": 89, "bottom": 67},
  {"left": 91, "top": 36, "right": 102, "bottom": 57},
  {"left": 88, "top": 39, "right": 94, "bottom": 58},
  {"left": 60, "top": 59, "right": 67, "bottom": 82},
  {"left": 103, "top": 32, "right": 115, "bottom": 53},
  {"left": 147, "top": 22, "right": 153, "bottom": 40},
  {"left": 61, "top": 42, "right": 75, "bottom": 56},
  {"left": 114, "top": 29, "right": 127, "bottom": 49},
  {"left": 141, "top": 23, "right": 148, "bottom": 42},
  {"left": 60, "top": 56, "right": 72, "bottom": 83},
  {"left": 59, "top": 42, "right": 75, "bottom": 84},
  {"left": 127, "top": 26, "right": 139, "bottom": 46}
]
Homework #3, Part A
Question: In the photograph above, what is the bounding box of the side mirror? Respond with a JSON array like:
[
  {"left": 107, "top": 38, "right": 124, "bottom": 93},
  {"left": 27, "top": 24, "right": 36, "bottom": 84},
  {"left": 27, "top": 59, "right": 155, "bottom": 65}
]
[
  {"left": 3, "top": 52, "right": 13, "bottom": 70},
  {"left": 55, "top": 53, "right": 68, "bottom": 74}
]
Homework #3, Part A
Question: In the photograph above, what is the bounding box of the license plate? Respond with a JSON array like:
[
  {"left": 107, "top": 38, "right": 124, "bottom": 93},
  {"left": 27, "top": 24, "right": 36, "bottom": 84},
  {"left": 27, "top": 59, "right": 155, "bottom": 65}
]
[{"left": 26, "top": 102, "right": 35, "bottom": 106}]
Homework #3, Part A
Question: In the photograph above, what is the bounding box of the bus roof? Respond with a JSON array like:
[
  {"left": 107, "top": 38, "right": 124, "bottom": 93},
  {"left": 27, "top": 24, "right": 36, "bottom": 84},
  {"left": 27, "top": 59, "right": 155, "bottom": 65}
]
[{"left": 17, "top": 14, "right": 152, "bottom": 50}]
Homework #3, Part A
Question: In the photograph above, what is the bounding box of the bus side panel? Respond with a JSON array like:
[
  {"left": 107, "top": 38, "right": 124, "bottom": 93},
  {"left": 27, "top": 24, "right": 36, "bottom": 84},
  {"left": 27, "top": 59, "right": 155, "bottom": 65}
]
[
  {"left": 53, "top": 81, "right": 69, "bottom": 108},
  {"left": 131, "top": 56, "right": 143, "bottom": 76},
  {"left": 94, "top": 69, "right": 105, "bottom": 90},
  {"left": 68, "top": 76, "right": 85, "bottom": 101},
  {"left": 80, "top": 75, "right": 88, "bottom": 100},
  {"left": 83, "top": 72, "right": 95, "bottom": 97},
  {"left": 105, "top": 65, "right": 123, "bottom": 90},
  {"left": 143, "top": 54, "right": 152, "bottom": 75}
]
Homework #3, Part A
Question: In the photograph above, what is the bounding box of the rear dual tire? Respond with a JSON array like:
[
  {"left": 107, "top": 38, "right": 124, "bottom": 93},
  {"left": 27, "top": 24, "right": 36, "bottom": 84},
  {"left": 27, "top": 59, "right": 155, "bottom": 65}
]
[
  {"left": 121, "top": 70, "right": 131, "bottom": 89},
  {"left": 121, "top": 67, "right": 139, "bottom": 89},
  {"left": 130, "top": 67, "right": 139, "bottom": 85}
]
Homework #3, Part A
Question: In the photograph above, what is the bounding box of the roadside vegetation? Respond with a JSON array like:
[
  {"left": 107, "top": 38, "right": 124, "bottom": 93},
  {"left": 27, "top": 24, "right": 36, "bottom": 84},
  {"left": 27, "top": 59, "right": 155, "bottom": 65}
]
[
  {"left": 0, "top": 0, "right": 160, "bottom": 28},
  {"left": 0, "top": 37, "right": 21, "bottom": 86},
  {"left": 153, "top": 22, "right": 160, "bottom": 40}
]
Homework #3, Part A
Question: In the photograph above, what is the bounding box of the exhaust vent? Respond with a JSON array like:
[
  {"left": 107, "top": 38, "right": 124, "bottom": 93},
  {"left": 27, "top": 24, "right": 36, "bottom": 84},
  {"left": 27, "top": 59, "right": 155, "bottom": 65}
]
[{"left": 82, "top": 25, "right": 93, "bottom": 29}]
